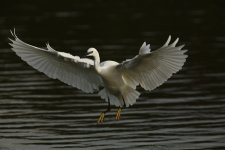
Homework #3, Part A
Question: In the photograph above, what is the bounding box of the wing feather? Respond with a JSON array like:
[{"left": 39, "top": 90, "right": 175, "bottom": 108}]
[
  {"left": 117, "top": 36, "right": 188, "bottom": 91},
  {"left": 9, "top": 31, "right": 103, "bottom": 93},
  {"left": 139, "top": 42, "right": 151, "bottom": 55}
]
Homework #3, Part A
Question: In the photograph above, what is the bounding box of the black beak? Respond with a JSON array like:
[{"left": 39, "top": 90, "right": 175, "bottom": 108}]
[
  {"left": 86, "top": 51, "right": 92, "bottom": 55},
  {"left": 83, "top": 51, "right": 92, "bottom": 57},
  {"left": 86, "top": 51, "right": 93, "bottom": 56}
]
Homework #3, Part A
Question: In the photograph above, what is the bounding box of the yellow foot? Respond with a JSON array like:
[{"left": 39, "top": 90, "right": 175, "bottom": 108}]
[
  {"left": 97, "top": 112, "right": 105, "bottom": 124},
  {"left": 115, "top": 108, "right": 122, "bottom": 120}
]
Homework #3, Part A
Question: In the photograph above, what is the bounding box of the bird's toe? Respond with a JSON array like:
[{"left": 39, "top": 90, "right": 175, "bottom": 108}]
[
  {"left": 115, "top": 108, "right": 122, "bottom": 120},
  {"left": 97, "top": 112, "right": 105, "bottom": 124}
]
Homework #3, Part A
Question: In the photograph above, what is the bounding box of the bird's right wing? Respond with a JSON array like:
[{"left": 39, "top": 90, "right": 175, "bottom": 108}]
[
  {"left": 9, "top": 31, "right": 103, "bottom": 93},
  {"left": 117, "top": 36, "right": 188, "bottom": 91}
]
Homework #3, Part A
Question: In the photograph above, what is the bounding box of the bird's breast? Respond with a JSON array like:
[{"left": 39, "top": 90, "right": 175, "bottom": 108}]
[{"left": 99, "top": 66, "right": 124, "bottom": 91}]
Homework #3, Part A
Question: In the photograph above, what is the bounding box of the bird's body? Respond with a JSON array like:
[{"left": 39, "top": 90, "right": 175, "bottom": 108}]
[
  {"left": 100, "top": 62, "right": 122, "bottom": 93},
  {"left": 89, "top": 50, "right": 140, "bottom": 107},
  {"left": 99, "top": 61, "right": 133, "bottom": 106},
  {"left": 9, "top": 30, "right": 188, "bottom": 123}
]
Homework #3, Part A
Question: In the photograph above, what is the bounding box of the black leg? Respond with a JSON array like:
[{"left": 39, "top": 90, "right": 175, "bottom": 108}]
[
  {"left": 104, "top": 98, "right": 111, "bottom": 113},
  {"left": 97, "top": 97, "right": 111, "bottom": 124},
  {"left": 116, "top": 96, "right": 125, "bottom": 120},
  {"left": 122, "top": 99, "right": 125, "bottom": 108},
  {"left": 122, "top": 96, "right": 126, "bottom": 108}
]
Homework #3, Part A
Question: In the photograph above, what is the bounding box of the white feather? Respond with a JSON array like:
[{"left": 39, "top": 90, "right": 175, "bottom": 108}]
[
  {"left": 9, "top": 32, "right": 103, "bottom": 93},
  {"left": 117, "top": 36, "right": 188, "bottom": 92},
  {"left": 139, "top": 42, "right": 151, "bottom": 55},
  {"left": 9, "top": 31, "right": 187, "bottom": 108}
]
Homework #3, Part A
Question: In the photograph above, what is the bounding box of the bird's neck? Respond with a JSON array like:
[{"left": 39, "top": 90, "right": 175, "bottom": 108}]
[{"left": 94, "top": 54, "right": 101, "bottom": 73}]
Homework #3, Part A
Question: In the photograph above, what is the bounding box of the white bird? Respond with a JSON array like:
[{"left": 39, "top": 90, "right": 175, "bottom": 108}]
[{"left": 9, "top": 30, "right": 188, "bottom": 124}]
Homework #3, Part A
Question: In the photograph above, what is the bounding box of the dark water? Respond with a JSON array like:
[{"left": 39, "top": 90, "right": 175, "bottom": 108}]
[{"left": 1, "top": 0, "right": 225, "bottom": 149}]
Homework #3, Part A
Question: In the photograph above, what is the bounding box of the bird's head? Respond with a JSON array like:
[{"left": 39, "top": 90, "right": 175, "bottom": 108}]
[{"left": 86, "top": 48, "right": 98, "bottom": 57}]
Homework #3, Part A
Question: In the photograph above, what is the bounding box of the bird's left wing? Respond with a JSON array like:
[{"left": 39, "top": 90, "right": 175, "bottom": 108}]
[
  {"left": 117, "top": 36, "right": 188, "bottom": 91},
  {"left": 9, "top": 31, "right": 103, "bottom": 93}
]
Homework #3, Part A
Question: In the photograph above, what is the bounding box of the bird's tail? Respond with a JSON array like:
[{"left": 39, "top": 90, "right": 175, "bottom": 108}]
[
  {"left": 98, "top": 88, "right": 123, "bottom": 107},
  {"left": 98, "top": 87, "right": 140, "bottom": 107},
  {"left": 122, "top": 86, "right": 140, "bottom": 107}
]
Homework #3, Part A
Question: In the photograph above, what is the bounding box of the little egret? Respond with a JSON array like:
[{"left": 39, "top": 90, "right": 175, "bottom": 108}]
[{"left": 9, "top": 30, "right": 187, "bottom": 124}]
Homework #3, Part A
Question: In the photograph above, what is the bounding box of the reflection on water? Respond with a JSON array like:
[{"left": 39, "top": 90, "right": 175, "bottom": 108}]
[{"left": 1, "top": 0, "right": 225, "bottom": 150}]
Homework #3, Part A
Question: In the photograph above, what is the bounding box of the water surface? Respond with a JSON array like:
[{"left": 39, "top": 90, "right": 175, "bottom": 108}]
[{"left": 0, "top": 1, "right": 225, "bottom": 149}]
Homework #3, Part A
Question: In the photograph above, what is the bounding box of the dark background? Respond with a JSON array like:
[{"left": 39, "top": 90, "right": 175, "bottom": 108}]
[{"left": 0, "top": 0, "right": 225, "bottom": 150}]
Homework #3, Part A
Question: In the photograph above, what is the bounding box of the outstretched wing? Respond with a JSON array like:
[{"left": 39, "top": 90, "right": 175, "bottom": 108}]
[
  {"left": 117, "top": 36, "right": 188, "bottom": 91},
  {"left": 9, "top": 31, "right": 103, "bottom": 93}
]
